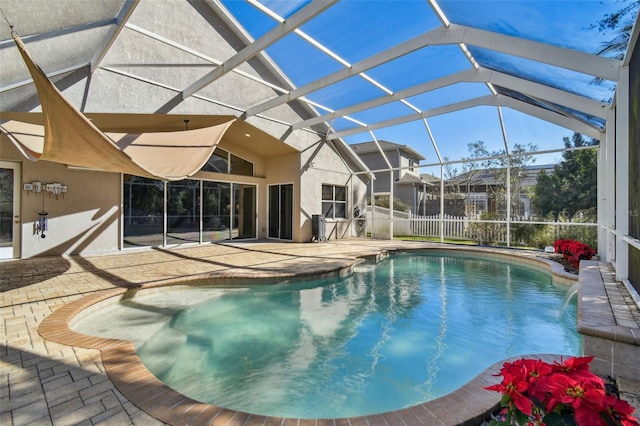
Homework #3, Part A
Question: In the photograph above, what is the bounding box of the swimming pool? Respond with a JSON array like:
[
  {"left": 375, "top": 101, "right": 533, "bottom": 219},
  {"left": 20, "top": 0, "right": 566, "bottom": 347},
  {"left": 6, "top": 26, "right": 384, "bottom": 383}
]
[{"left": 72, "top": 250, "right": 580, "bottom": 419}]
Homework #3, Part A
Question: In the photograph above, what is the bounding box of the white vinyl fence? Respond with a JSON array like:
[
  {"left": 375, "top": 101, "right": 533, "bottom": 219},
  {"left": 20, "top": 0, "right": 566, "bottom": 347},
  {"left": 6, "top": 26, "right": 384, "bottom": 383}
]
[
  {"left": 365, "top": 206, "right": 471, "bottom": 239},
  {"left": 365, "top": 206, "right": 596, "bottom": 245}
]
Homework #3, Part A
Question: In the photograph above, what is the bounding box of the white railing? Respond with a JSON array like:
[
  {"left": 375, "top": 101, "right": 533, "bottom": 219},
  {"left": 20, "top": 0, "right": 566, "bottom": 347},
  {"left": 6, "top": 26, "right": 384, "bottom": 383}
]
[
  {"left": 366, "top": 207, "right": 471, "bottom": 239},
  {"left": 408, "top": 213, "right": 469, "bottom": 239},
  {"left": 365, "top": 206, "right": 597, "bottom": 244}
]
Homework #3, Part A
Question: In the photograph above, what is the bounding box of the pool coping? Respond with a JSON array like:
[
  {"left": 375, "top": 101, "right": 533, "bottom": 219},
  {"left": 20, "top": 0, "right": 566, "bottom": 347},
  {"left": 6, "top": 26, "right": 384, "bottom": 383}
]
[{"left": 38, "top": 245, "right": 579, "bottom": 426}]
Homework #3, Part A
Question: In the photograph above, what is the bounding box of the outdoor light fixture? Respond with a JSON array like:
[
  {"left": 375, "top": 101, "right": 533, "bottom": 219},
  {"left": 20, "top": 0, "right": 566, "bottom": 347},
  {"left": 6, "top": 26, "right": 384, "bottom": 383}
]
[
  {"left": 23, "top": 181, "right": 68, "bottom": 239},
  {"left": 24, "top": 181, "right": 68, "bottom": 199}
]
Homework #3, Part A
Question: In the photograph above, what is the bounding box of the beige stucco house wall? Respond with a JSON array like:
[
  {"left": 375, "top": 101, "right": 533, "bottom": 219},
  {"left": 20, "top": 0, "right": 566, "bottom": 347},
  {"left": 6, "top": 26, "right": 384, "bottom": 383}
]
[{"left": 0, "top": 1, "right": 369, "bottom": 258}]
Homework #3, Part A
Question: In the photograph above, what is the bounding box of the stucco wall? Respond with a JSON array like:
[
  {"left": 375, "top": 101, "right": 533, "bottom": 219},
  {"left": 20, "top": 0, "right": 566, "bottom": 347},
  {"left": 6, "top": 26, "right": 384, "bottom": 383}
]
[
  {"left": 1, "top": 1, "right": 369, "bottom": 254},
  {"left": 1, "top": 137, "right": 121, "bottom": 257},
  {"left": 292, "top": 134, "right": 368, "bottom": 242}
]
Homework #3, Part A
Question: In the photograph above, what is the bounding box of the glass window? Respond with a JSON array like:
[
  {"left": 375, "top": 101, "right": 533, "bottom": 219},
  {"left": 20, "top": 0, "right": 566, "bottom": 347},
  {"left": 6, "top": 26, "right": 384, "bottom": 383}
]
[
  {"left": 322, "top": 184, "right": 347, "bottom": 219},
  {"left": 233, "top": 184, "right": 256, "bottom": 239},
  {"left": 269, "top": 184, "right": 293, "bottom": 240},
  {"left": 166, "top": 179, "right": 200, "bottom": 245},
  {"left": 123, "top": 175, "right": 164, "bottom": 248},
  {"left": 230, "top": 153, "right": 253, "bottom": 177},
  {"left": 123, "top": 176, "right": 257, "bottom": 247},
  {"left": 203, "top": 181, "right": 231, "bottom": 242},
  {"left": 322, "top": 185, "right": 334, "bottom": 200},
  {"left": 201, "top": 148, "right": 254, "bottom": 177},
  {"left": 202, "top": 148, "right": 229, "bottom": 173}
]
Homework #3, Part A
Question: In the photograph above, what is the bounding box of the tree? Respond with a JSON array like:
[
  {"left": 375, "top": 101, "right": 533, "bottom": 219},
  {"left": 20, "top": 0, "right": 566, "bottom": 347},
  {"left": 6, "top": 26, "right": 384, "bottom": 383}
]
[
  {"left": 445, "top": 141, "right": 537, "bottom": 217},
  {"left": 532, "top": 133, "right": 598, "bottom": 220},
  {"left": 590, "top": 0, "right": 638, "bottom": 87},
  {"left": 492, "top": 143, "right": 536, "bottom": 217},
  {"left": 591, "top": 0, "right": 638, "bottom": 59}
]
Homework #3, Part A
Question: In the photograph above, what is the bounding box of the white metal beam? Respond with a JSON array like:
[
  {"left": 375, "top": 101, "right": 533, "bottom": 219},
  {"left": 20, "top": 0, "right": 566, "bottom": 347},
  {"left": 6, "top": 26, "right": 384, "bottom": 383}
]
[
  {"left": 615, "top": 66, "right": 630, "bottom": 280},
  {"left": 90, "top": 0, "right": 139, "bottom": 73},
  {"left": 422, "top": 118, "right": 443, "bottom": 164},
  {"left": 326, "top": 95, "right": 498, "bottom": 140},
  {"left": 203, "top": 0, "right": 300, "bottom": 91},
  {"left": 245, "top": 25, "right": 459, "bottom": 117},
  {"left": 454, "top": 24, "right": 621, "bottom": 82},
  {"left": 504, "top": 97, "right": 604, "bottom": 140},
  {"left": 485, "top": 70, "right": 608, "bottom": 118},
  {"left": 247, "top": 23, "right": 619, "bottom": 118},
  {"left": 292, "top": 67, "right": 607, "bottom": 131},
  {"left": 326, "top": 94, "right": 603, "bottom": 141},
  {"left": 292, "top": 68, "right": 479, "bottom": 130},
  {"left": 180, "top": 0, "right": 337, "bottom": 100},
  {"left": 0, "top": 62, "right": 89, "bottom": 93}
]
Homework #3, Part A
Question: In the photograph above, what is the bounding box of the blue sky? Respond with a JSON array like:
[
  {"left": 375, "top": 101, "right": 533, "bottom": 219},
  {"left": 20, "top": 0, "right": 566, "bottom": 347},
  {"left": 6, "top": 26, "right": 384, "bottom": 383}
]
[{"left": 222, "top": 0, "right": 634, "bottom": 166}]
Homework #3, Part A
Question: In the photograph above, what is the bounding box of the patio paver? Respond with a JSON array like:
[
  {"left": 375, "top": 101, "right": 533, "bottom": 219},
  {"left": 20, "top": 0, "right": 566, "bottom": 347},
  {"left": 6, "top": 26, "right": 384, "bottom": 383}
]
[{"left": 2, "top": 240, "right": 638, "bottom": 425}]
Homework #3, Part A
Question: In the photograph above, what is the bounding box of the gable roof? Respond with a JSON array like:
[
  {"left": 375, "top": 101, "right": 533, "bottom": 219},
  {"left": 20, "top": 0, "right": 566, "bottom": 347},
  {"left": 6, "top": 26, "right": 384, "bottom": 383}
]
[
  {"left": 350, "top": 141, "right": 426, "bottom": 161},
  {"left": 445, "top": 164, "right": 556, "bottom": 187}
]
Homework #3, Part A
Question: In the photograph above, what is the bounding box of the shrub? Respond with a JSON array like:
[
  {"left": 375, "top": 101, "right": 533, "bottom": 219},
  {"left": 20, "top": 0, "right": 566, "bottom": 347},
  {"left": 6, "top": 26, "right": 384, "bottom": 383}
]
[{"left": 468, "top": 212, "right": 504, "bottom": 246}]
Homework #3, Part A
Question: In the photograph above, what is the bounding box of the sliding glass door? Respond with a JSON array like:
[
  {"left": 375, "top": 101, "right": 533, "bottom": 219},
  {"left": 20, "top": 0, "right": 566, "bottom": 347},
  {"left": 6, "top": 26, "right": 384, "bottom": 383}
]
[
  {"left": 268, "top": 184, "right": 293, "bottom": 240},
  {"left": 233, "top": 184, "right": 256, "bottom": 240},
  {"left": 203, "top": 181, "right": 231, "bottom": 242},
  {"left": 123, "top": 176, "right": 163, "bottom": 248},
  {"left": 123, "top": 176, "right": 256, "bottom": 247},
  {"left": 166, "top": 179, "right": 200, "bottom": 245}
]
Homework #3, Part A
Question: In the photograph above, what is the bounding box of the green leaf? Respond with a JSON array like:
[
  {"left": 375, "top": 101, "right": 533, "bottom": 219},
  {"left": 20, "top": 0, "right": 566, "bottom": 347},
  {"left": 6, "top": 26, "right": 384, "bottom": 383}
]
[
  {"left": 542, "top": 412, "right": 577, "bottom": 426},
  {"left": 513, "top": 409, "right": 530, "bottom": 425}
]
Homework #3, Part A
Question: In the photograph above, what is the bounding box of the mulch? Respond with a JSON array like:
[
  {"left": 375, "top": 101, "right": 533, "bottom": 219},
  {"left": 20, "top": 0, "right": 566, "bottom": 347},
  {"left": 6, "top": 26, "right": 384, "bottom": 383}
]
[{"left": 549, "top": 254, "right": 579, "bottom": 275}]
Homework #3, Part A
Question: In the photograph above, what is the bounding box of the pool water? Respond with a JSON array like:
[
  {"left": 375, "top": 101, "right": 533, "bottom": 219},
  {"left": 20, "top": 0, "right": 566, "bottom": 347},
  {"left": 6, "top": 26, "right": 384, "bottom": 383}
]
[{"left": 127, "top": 251, "right": 581, "bottom": 419}]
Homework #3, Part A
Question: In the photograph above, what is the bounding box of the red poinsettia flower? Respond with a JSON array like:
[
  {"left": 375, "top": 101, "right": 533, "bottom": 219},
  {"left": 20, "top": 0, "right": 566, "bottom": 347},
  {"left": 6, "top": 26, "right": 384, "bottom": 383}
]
[
  {"left": 553, "top": 355, "right": 594, "bottom": 373},
  {"left": 486, "top": 357, "right": 638, "bottom": 426},
  {"left": 553, "top": 239, "right": 595, "bottom": 267},
  {"left": 485, "top": 370, "right": 533, "bottom": 415},
  {"left": 520, "top": 358, "right": 553, "bottom": 383},
  {"left": 538, "top": 372, "right": 606, "bottom": 422},
  {"left": 602, "top": 394, "right": 640, "bottom": 426}
]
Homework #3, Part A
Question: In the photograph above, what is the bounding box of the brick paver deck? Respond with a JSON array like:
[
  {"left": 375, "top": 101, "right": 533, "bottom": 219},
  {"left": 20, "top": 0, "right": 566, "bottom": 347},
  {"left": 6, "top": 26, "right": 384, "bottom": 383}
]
[{"left": 1, "top": 240, "right": 637, "bottom": 425}]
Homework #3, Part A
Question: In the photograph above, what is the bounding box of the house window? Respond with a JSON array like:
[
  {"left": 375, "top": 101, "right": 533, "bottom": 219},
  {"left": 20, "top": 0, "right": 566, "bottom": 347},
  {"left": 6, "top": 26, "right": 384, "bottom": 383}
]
[
  {"left": 322, "top": 184, "right": 347, "bottom": 219},
  {"left": 201, "top": 148, "right": 254, "bottom": 177},
  {"left": 408, "top": 157, "right": 414, "bottom": 172}
]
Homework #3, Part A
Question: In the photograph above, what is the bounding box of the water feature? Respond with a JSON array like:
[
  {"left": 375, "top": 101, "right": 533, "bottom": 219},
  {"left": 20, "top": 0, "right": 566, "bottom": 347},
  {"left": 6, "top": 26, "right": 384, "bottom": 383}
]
[{"left": 561, "top": 282, "right": 580, "bottom": 316}]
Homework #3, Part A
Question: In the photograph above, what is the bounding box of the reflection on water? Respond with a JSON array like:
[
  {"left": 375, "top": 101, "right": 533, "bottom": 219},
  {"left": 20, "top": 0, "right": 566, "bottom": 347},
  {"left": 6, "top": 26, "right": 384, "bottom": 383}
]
[{"left": 129, "top": 252, "right": 580, "bottom": 418}]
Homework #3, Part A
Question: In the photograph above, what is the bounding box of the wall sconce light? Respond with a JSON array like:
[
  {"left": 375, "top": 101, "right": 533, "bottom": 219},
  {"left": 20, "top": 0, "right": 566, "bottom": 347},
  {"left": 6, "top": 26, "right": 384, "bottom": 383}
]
[{"left": 24, "top": 181, "right": 67, "bottom": 199}]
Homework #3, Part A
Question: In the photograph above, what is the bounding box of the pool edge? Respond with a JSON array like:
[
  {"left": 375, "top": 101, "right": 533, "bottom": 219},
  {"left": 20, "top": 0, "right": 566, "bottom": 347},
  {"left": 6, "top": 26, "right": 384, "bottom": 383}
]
[{"left": 37, "top": 244, "right": 578, "bottom": 426}]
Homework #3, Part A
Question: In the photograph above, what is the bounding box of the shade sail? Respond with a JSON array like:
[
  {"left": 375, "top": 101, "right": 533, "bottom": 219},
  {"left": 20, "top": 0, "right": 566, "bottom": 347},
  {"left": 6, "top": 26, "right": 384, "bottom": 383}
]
[{"left": 2, "top": 33, "right": 235, "bottom": 181}]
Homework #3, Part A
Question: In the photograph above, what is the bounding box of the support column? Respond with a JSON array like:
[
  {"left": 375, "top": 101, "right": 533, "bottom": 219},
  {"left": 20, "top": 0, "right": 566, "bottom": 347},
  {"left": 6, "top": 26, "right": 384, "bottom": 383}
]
[
  {"left": 440, "top": 164, "right": 445, "bottom": 242},
  {"left": 615, "top": 66, "right": 630, "bottom": 281},
  {"left": 600, "top": 107, "right": 616, "bottom": 263}
]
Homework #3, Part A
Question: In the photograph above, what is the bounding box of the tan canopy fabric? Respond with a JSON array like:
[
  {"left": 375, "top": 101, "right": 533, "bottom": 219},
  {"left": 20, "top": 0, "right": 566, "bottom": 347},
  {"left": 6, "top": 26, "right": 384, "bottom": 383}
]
[{"left": 2, "top": 33, "right": 235, "bottom": 181}]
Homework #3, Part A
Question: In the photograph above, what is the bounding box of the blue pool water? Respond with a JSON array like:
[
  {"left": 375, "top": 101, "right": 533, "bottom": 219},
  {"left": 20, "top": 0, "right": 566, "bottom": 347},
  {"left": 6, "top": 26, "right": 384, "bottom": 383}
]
[{"left": 135, "top": 251, "right": 580, "bottom": 419}]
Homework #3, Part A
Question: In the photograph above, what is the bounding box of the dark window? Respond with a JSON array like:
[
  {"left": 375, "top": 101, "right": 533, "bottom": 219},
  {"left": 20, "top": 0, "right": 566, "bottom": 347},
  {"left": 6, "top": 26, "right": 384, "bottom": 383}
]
[
  {"left": 123, "top": 175, "right": 164, "bottom": 248},
  {"left": 202, "top": 148, "right": 229, "bottom": 173},
  {"left": 201, "top": 148, "right": 254, "bottom": 177},
  {"left": 322, "top": 184, "right": 347, "bottom": 219},
  {"left": 230, "top": 153, "right": 253, "bottom": 176}
]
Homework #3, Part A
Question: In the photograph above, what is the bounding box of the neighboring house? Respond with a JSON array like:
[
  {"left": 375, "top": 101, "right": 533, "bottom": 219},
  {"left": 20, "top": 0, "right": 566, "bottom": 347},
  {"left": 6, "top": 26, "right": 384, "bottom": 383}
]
[
  {"left": 443, "top": 164, "right": 555, "bottom": 218},
  {"left": 350, "top": 141, "right": 427, "bottom": 213},
  {"left": 0, "top": 3, "right": 370, "bottom": 259}
]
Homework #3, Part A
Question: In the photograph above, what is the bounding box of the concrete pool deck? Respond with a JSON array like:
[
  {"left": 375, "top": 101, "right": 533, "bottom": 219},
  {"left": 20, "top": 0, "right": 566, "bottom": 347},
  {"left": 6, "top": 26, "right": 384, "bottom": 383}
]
[{"left": 2, "top": 240, "right": 639, "bottom": 425}]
